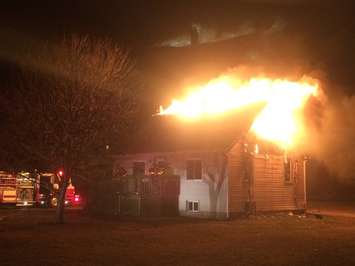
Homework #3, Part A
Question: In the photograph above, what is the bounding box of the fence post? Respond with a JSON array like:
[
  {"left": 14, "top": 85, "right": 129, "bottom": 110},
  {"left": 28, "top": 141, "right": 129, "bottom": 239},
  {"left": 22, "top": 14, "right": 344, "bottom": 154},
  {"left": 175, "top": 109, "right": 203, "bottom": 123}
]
[
  {"left": 115, "top": 192, "right": 120, "bottom": 216},
  {"left": 137, "top": 193, "right": 141, "bottom": 216}
]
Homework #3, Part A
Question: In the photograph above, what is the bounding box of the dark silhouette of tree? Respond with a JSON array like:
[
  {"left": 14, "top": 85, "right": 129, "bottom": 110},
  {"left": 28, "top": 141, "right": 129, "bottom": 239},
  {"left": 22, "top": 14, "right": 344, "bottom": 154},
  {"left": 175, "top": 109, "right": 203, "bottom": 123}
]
[
  {"left": 4, "top": 35, "right": 139, "bottom": 223},
  {"left": 206, "top": 153, "right": 227, "bottom": 219}
]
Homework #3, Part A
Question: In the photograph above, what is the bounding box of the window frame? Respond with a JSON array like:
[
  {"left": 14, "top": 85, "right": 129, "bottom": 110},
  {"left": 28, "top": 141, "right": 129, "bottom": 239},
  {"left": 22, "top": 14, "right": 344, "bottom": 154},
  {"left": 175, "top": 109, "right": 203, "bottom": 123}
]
[
  {"left": 186, "top": 200, "right": 200, "bottom": 212},
  {"left": 284, "top": 158, "right": 293, "bottom": 183}
]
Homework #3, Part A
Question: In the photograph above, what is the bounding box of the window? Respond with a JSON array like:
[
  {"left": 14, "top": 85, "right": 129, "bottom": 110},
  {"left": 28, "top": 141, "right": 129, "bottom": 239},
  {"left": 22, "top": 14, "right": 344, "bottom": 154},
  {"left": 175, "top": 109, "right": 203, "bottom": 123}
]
[
  {"left": 186, "top": 160, "right": 202, "bottom": 180},
  {"left": 39, "top": 176, "right": 51, "bottom": 194},
  {"left": 293, "top": 160, "right": 299, "bottom": 181},
  {"left": 186, "top": 200, "right": 199, "bottom": 212},
  {"left": 241, "top": 152, "right": 251, "bottom": 182},
  {"left": 133, "top": 162, "right": 145, "bottom": 176},
  {"left": 284, "top": 158, "right": 292, "bottom": 182}
]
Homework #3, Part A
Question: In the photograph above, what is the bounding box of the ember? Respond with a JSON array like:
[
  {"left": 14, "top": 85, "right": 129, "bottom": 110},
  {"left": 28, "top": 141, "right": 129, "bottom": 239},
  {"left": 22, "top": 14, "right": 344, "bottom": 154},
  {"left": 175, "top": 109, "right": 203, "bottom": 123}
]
[{"left": 159, "top": 76, "right": 319, "bottom": 149}]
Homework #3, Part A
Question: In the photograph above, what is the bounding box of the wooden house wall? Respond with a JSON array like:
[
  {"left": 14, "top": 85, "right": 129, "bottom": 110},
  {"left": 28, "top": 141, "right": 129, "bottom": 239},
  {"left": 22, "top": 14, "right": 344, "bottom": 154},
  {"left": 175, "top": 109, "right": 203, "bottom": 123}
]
[
  {"left": 114, "top": 147, "right": 306, "bottom": 218},
  {"left": 252, "top": 154, "right": 296, "bottom": 211},
  {"left": 227, "top": 142, "right": 249, "bottom": 214},
  {"left": 227, "top": 142, "right": 306, "bottom": 214}
]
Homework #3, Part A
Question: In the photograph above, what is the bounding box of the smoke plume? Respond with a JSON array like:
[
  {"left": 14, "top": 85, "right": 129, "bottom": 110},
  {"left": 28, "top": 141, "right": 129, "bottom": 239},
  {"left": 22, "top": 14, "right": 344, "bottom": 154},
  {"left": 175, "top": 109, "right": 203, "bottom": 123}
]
[{"left": 307, "top": 93, "right": 355, "bottom": 183}]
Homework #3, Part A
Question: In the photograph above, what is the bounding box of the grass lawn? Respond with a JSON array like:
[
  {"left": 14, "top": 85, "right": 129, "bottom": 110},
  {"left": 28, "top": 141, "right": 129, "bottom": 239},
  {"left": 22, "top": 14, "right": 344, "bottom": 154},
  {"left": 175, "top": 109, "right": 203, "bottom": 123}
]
[{"left": 1, "top": 209, "right": 355, "bottom": 266}]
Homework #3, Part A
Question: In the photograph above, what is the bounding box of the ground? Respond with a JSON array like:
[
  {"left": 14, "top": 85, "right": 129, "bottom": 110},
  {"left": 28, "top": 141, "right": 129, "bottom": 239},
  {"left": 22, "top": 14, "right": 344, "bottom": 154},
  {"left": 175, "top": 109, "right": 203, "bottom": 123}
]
[
  {"left": 1, "top": 206, "right": 355, "bottom": 266},
  {"left": 309, "top": 200, "right": 355, "bottom": 218}
]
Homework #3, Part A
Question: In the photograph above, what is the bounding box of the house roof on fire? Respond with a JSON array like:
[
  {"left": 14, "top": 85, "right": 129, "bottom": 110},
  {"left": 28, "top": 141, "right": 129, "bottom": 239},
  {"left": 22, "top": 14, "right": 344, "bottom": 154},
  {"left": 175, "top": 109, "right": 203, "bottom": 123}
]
[{"left": 123, "top": 103, "right": 264, "bottom": 154}]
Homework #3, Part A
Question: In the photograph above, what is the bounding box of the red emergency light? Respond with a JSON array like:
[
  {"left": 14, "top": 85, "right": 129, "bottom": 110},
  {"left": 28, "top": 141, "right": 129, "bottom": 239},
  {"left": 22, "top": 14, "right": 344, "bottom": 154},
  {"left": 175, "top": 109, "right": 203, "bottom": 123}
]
[
  {"left": 58, "top": 170, "right": 64, "bottom": 177},
  {"left": 74, "top": 195, "right": 80, "bottom": 202}
]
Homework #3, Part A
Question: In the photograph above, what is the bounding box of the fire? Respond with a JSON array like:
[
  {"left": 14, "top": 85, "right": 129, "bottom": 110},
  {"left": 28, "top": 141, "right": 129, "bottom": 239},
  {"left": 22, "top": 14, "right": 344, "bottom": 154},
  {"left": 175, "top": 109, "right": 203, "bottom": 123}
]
[{"left": 158, "top": 75, "right": 319, "bottom": 149}]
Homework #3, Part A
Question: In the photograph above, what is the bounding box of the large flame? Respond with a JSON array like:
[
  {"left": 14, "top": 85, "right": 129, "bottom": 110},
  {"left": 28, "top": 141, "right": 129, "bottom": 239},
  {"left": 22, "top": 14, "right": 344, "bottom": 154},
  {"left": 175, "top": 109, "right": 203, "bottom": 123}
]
[{"left": 158, "top": 75, "right": 319, "bottom": 149}]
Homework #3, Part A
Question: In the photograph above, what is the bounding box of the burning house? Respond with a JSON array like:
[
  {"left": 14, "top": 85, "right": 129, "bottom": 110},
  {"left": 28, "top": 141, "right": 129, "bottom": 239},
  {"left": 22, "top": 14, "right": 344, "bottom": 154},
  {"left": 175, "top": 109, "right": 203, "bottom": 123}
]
[
  {"left": 113, "top": 116, "right": 306, "bottom": 218},
  {"left": 112, "top": 76, "right": 317, "bottom": 218}
]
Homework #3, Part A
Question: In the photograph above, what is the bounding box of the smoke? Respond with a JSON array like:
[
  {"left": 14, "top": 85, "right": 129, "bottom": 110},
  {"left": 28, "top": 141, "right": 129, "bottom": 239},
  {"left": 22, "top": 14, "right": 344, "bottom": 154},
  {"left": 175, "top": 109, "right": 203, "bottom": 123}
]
[
  {"left": 306, "top": 92, "right": 355, "bottom": 183},
  {"left": 158, "top": 23, "right": 255, "bottom": 48},
  {"left": 219, "top": 67, "right": 355, "bottom": 183},
  {"left": 157, "top": 18, "right": 286, "bottom": 48}
]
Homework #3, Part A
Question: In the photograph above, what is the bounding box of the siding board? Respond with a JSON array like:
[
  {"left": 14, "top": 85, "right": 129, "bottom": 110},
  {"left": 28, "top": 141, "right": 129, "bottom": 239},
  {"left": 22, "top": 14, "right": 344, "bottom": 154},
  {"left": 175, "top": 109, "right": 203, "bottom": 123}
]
[
  {"left": 253, "top": 155, "right": 296, "bottom": 211},
  {"left": 227, "top": 142, "right": 248, "bottom": 213}
]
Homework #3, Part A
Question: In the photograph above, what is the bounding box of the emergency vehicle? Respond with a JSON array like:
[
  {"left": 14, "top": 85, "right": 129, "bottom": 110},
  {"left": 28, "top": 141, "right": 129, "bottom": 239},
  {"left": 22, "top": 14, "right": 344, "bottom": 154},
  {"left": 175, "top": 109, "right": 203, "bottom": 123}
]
[
  {"left": 16, "top": 172, "right": 35, "bottom": 206},
  {"left": 36, "top": 172, "right": 81, "bottom": 207},
  {"left": 0, "top": 171, "right": 17, "bottom": 205}
]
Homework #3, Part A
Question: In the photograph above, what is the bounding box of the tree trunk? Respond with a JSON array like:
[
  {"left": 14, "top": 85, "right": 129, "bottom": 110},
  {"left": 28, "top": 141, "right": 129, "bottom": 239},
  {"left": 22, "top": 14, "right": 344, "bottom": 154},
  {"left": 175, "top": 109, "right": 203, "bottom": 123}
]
[
  {"left": 209, "top": 191, "right": 218, "bottom": 218},
  {"left": 56, "top": 178, "right": 68, "bottom": 224},
  {"left": 208, "top": 154, "right": 227, "bottom": 219}
]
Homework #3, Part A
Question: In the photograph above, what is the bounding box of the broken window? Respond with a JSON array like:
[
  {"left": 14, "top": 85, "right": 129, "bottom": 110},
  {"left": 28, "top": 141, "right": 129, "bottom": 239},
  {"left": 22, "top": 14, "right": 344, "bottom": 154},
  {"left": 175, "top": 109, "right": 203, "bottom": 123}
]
[{"left": 186, "top": 160, "right": 202, "bottom": 180}]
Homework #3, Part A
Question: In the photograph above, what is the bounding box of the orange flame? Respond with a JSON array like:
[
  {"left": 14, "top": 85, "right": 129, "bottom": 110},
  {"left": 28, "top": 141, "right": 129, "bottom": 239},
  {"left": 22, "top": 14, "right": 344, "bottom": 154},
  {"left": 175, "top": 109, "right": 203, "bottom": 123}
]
[{"left": 158, "top": 75, "right": 319, "bottom": 150}]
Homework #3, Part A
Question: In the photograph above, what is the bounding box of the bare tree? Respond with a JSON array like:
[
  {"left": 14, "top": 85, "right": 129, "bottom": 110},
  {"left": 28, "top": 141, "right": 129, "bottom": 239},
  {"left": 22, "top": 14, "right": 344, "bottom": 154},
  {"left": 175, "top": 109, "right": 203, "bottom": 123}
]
[
  {"left": 206, "top": 153, "right": 228, "bottom": 218},
  {"left": 5, "top": 35, "right": 139, "bottom": 223}
]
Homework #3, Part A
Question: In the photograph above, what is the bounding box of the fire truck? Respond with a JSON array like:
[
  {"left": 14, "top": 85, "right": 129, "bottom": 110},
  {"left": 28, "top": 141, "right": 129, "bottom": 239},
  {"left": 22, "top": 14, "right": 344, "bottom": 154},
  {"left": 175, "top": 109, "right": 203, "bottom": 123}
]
[
  {"left": 0, "top": 170, "right": 81, "bottom": 208},
  {"left": 0, "top": 171, "right": 17, "bottom": 205},
  {"left": 36, "top": 172, "right": 81, "bottom": 207},
  {"left": 16, "top": 172, "right": 35, "bottom": 206},
  {"left": 36, "top": 172, "right": 58, "bottom": 207}
]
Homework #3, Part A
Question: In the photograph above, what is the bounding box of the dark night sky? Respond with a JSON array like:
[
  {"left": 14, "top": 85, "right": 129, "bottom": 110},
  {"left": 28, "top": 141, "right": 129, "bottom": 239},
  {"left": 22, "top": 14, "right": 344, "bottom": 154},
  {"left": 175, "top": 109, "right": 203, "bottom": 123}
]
[
  {"left": 1, "top": 1, "right": 353, "bottom": 43},
  {"left": 1, "top": 0, "right": 355, "bottom": 96}
]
